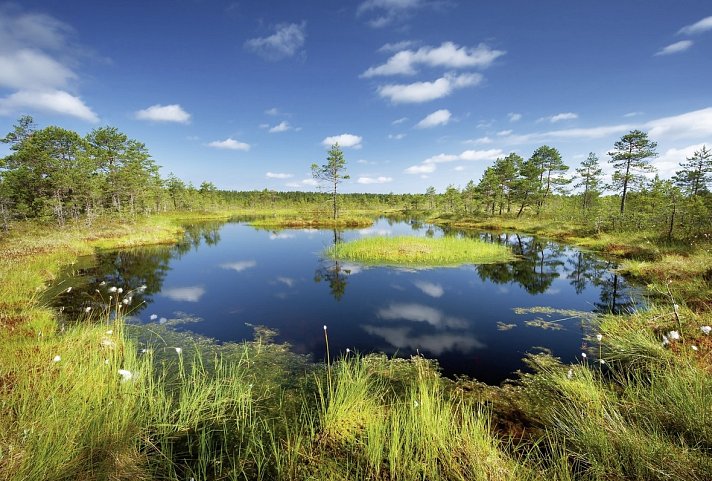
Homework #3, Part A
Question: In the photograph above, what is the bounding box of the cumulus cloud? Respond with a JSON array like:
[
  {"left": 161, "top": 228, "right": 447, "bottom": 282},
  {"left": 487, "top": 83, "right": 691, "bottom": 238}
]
[
  {"left": 404, "top": 148, "right": 503, "bottom": 174},
  {"left": 266, "top": 172, "right": 293, "bottom": 179},
  {"left": 415, "top": 109, "right": 451, "bottom": 128},
  {"left": 497, "top": 129, "right": 512, "bottom": 136},
  {"left": 362, "top": 41, "right": 505, "bottom": 77},
  {"left": 0, "top": 49, "right": 76, "bottom": 90},
  {"left": 244, "top": 22, "right": 306, "bottom": 60},
  {"left": 655, "top": 40, "right": 693, "bottom": 56},
  {"left": 678, "top": 15, "right": 712, "bottom": 35},
  {"left": 378, "top": 72, "right": 482, "bottom": 104},
  {"left": 0, "top": 89, "right": 98, "bottom": 122},
  {"left": 208, "top": 138, "right": 251, "bottom": 151},
  {"left": 388, "top": 133, "right": 406, "bottom": 140},
  {"left": 654, "top": 143, "right": 707, "bottom": 178},
  {"left": 322, "top": 133, "right": 363, "bottom": 149},
  {"left": 508, "top": 112, "right": 522, "bottom": 122},
  {"left": 464, "top": 136, "right": 493, "bottom": 145},
  {"left": 357, "top": 176, "right": 393, "bottom": 184},
  {"left": 0, "top": 8, "right": 100, "bottom": 122},
  {"left": 135, "top": 104, "right": 191, "bottom": 123},
  {"left": 378, "top": 40, "right": 418, "bottom": 52},
  {"left": 268, "top": 121, "right": 292, "bottom": 133}
]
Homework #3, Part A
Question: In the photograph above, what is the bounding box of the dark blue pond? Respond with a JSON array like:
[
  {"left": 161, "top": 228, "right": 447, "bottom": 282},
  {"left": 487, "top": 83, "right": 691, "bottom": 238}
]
[{"left": 53, "top": 218, "right": 638, "bottom": 384}]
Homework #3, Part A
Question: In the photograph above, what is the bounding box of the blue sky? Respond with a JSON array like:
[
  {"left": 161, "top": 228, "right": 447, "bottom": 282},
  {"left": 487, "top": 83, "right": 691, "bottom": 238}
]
[{"left": 1, "top": 1, "right": 711, "bottom": 193}]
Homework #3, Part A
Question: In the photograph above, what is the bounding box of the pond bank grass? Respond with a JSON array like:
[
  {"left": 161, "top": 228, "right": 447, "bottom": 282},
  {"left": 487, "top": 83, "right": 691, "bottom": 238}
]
[{"left": 327, "top": 235, "right": 515, "bottom": 267}]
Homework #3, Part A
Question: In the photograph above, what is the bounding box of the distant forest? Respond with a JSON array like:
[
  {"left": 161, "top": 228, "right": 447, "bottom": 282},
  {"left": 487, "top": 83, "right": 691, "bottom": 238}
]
[{"left": 1, "top": 116, "right": 710, "bottom": 238}]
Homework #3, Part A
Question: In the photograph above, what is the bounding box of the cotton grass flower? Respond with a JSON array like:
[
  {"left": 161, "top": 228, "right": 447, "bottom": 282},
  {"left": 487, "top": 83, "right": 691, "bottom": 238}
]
[
  {"left": 105, "top": 330, "right": 113, "bottom": 335},
  {"left": 668, "top": 330, "right": 681, "bottom": 341},
  {"left": 596, "top": 334, "right": 603, "bottom": 341},
  {"left": 662, "top": 335, "right": 670, "bottom": 346},
  {"left": 52, "top": 355, "right": 61, "bottom": 363},
  {"left": 701, "top": 326, "right": 712, "bottom": 335},
  {"left": 84, "top": 306, "right": 91, "bottom": 313},
  {"left": 65, "top": 287, "right": 72, "bottom": 293},
  {"left": 567, "top": 368, "right": 573, "bottom": 379},
  {"left": 118, "top": 369, "right": 133, "bottom": 381},
  {"left": 108, "top": 286, "right": 117, "bottom": 293},
  {"left": 150, "top": 314, "right": 158, "bottom": 320},
  {"left": 581, "top": 352, "right": 587, "bottom": 359},
  {"left": 101, "top": 338, "right": 115, "bottom": 348},
  {"left": 174, "top": 347, "right": 182, "bottom": 355},
  {"left": 117, "top": 288, "right": 123, "bottom": 294},
  {"left": 692, "top": 345, "right": 699, "bottom": 351}
]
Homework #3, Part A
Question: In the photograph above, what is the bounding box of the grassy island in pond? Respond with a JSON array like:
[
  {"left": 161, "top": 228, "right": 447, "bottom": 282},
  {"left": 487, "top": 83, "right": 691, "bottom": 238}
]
[{"left": 328, "top": 236, "right": 515, "bottom": 267}]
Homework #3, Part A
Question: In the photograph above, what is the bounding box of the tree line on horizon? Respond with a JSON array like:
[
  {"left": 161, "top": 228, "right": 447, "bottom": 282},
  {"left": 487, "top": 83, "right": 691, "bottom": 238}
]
[{"left": 1, "top": 116, "right": 710, "bottom": 239}]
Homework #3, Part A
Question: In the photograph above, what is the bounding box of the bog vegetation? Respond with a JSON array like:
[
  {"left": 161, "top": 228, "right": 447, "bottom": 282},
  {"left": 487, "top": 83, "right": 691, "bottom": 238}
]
[{"left": 1, "top": 116, "right": 711, "bottom": 480}]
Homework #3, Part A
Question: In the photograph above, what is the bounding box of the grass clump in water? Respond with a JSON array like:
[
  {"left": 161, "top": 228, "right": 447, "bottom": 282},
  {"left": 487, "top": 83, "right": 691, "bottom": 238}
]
[{"left": 327, "top": 235, "right": 515, "bottom": 267}]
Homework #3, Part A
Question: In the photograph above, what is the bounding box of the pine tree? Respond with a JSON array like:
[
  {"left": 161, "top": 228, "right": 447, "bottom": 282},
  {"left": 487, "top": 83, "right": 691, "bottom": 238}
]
[
  {"left": 575, "top": 152, "right": 603, "bottom": 210},
  {"left": 673, "top": 145, "right": 711, "bottom": 197},
  {"left": 311, "top": 143, "right": 349, "bottom": 220},
  {"left": 608, "top": 130, "right": 658, "bottom": 214}
]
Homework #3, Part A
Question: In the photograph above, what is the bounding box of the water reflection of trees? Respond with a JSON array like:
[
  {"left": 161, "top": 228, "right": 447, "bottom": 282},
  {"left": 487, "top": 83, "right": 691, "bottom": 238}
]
[
  {"left": 475, "top": 234, "right": 562, "bottom": 294},
  {"left": 54, "top": 221, "right": 224, "bottom": 322},
  {"left": 314, "top": 229, "right": 350, "bottom": 301}
]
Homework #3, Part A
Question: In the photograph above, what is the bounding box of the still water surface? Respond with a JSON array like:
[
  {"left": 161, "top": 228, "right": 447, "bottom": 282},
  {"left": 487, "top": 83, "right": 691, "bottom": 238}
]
[{"left": 53, "top": 218, "right": 638, "bottom": 384}]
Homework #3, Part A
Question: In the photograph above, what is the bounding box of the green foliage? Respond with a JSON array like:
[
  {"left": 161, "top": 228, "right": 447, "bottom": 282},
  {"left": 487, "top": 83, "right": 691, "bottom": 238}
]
[
  {"left": 673, "top": 145, "right": 712, "bottom": 197},
  {"left": 311, "top": 143, "right": 350, "bottom": 220},
  {"left": 608, "top": 129, "right": 658, "bottom": 214}
]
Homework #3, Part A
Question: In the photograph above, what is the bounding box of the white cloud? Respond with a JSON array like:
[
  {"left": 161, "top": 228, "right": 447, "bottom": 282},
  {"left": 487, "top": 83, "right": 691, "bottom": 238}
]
[
  {"left": 362, "top": 41, "right": 505, "bottom": 77},
  {"left": 0, "top": 49, "right": 76, "bottom": 90},
  {"left": 378, "top": 40, "right": 418, "bottom": 52},
  {"left": 357, "top": 0, "right": 431, "bottom": 28},
  {"left": 220, "top": 260, "right": 257, "bottom": 272},
  {"left": 0, "top": 89, "right": 98, "bottom": 122},
  {"left": 505, "top": 124, "right": 633, "bottom": 144},
  {"left": 645, "top": 108, "right": 712, "bottom": 140},
  {"left": 549, "top": 112, "right": 578, "bottom": 122},
  {"left": 162, "top": 286, "right": 205, "bottom": 302},
  {"left": 388, "top": 133, "right": 406, "bottom": 140},
  {"left": 135, "top": 104, "right": 191, "bottom": 123},
  {"left": 378, "top": 72, "right": 482, "bottom": 104},
  {"left": 654, "top": 143, "right": 707, "bottom": 178},
  {"left": 208, "top": 138, "right": 251, "bottom": 151},
  {"left": 623, "top": 111, "right": 643, "bottom": 118},
  {"left": 322, "top": 133, "right": 363, "bottom": 149},
  {"left": 655, "top": 40, "right": 693, "bottom": 56},
  {"left": 413, "top": 281, "right": 444, "bottom": 298},
  {"left": 301, "top": 178, "right": 319, "bottom": 186},
  {"left": 404, "top": 163, "right": 436, "bottom": 174},
  {"left": 678, "top": 16, "right": 712, "bottom": 35},
  {"left": 416, "top": 108, "right": 451, "bottom": 128},
  {"left": 244, "top": 22, "right": 306, "bottom": 60},
  {"left": 464, "top": 136, "right": 493, "bottom": 145},
  {"left": 454, "top": 165, "right": 466, "bottom": 171},
  {"left": 508, "top": 112, "right": 522, "bottom": 122},
  {"left": 392, "top": 116, "right": 408, "bottom": 125},
  {"left": 405, "top": 148, "right": 502, "bottom": 174},
  {"left": 268, "top": 121, "right": 292, "bottom": 133},
  {"left": 266, "top": 172, "right": 293, "bottom": 179},
  {"left": 357, "top": 176, "right": 393, "bottom": 184},
  {"left": 497, "top": 129, "right": 512, "bottom": 136},
  {"left": 264, "top": 107, "right": 281, "bottom": 115},
  {"left": 0, "top": 9, "right": 100, "bottom": 122}
]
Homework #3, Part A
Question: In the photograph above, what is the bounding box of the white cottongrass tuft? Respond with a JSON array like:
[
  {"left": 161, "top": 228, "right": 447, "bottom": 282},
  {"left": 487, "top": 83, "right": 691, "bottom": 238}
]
[
  {"left": 692, "top": 345, "right": 699, "bottom": 351},
  {"left": 174, "top": 347, "right": 182, "bottom": 355},
  {"left": 105, "top": 330, "right": 113, "bottom": 335},
  {"left": 668, "top": 330, "right": 681, "bottom": 341},
  {"left": 581, "top": 352, "right": 587, "bottom": 359},
  {"left": 701, "top": 326, "right": 711, "bottom": 335},
  {"left": 122, "top": 298, "right": 129, "bottom": 305},
  {"left": 117, "top": 288, "right": 123, "bottom": 294},
  {"left": 66, "top": 287, "right": 72, "bottom": 293},
  {"left": 345, "top": 348, "right": 351, "bottom": 354},
  {"left": 108, "top": 286, "right": 117, "bottom": 293},
  {"left": 662, "top": 335, "right": 670, "bottom": 346},
  {"left": 596, "top": 334, "right": 603, "bottom": 342},
  {"left": 150, "top": 314, "right": 158, "bottom": 320},
  {"left": 101, "top": 339, "right": 115, "bottom": 348},
  {"left": 599, "top": 359, "right": 606, "bottom": 365},
  {"left": 567, "top": 368, "right": 573, "bottom": 379},
  {"left": 52, "top": 355, "right": 61, "bottom": 363},
  {"left": 323, "top": 325, "right": 327, "bottom": 331},
  {"left": 99, "top": 281, "right": 106, "bottom": 286},
  {"left": 118, "top": 369, "right": 133, "bottom": 381},
  {"left": 84, "top": 306, "right": 91, "bottom": 313}
]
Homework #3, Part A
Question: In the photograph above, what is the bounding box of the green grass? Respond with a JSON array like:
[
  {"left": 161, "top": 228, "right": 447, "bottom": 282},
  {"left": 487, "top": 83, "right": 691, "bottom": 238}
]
[
  {"left": 327, "top": 235, "right": 515, "bottom": 267},
  {"left": 2, "top": 212, "right": 712, "bottom": 480}
]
